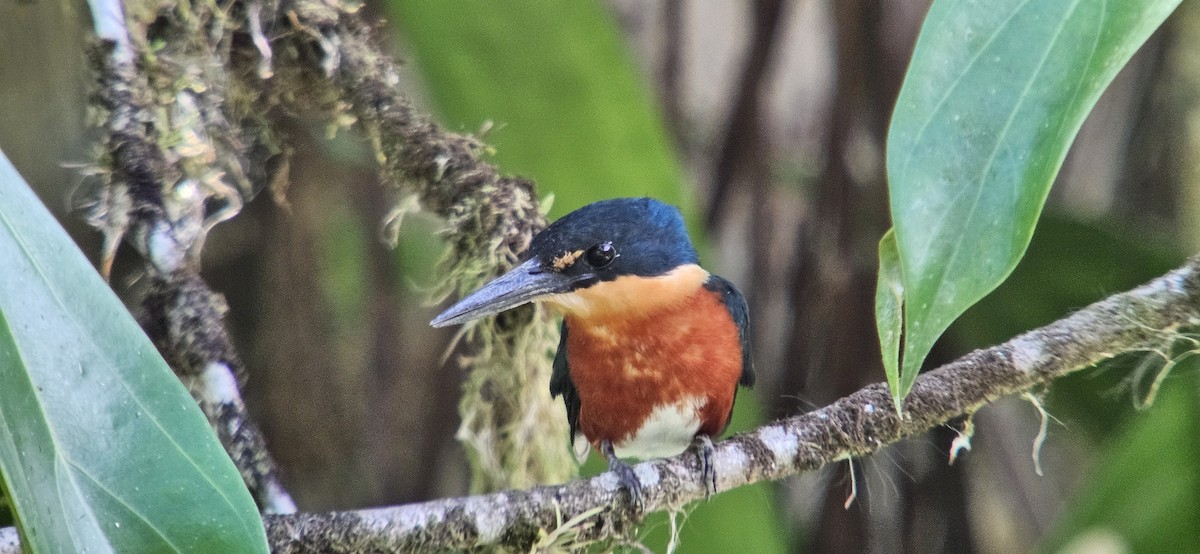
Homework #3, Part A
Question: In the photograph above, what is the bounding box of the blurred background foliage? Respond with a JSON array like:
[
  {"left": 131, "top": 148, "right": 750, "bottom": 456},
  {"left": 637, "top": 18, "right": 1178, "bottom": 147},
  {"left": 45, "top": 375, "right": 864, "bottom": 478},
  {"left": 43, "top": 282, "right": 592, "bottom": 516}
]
[{"left": 2, "top": 0, "right": 1199, "bottom": 552}]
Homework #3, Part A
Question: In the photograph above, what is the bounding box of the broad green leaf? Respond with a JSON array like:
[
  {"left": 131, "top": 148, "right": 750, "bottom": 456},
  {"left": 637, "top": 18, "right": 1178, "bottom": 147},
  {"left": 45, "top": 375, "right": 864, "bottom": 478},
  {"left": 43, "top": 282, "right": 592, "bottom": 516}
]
[
  {"left": 0, "top": 151, "right": 267, "bottom": 553},
  {"left": 875, "top": 229, "right": 904, "bottom": 407},
  {"left": 884, "top": 0, "right": 1180, "bottom": 404}
]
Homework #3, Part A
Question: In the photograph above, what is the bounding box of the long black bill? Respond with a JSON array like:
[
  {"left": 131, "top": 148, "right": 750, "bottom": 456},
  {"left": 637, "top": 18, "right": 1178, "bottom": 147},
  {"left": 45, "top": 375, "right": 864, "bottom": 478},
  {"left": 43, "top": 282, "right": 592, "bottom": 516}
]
[{"left": 430, "top": 258, "right": 583, "bottom": 327}]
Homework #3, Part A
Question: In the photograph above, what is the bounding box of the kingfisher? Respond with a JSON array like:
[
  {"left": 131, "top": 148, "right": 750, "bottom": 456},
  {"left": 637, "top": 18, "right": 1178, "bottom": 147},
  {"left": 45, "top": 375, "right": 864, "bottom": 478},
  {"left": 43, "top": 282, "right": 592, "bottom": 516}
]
[{"left": 431, "top": 197, "right": 754, "bottom": 505}]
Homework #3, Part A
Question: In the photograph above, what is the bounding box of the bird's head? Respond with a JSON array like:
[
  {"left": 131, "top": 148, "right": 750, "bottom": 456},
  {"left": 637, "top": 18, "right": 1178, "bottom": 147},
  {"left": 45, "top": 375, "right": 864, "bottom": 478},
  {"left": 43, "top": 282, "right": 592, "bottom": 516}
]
[{"left": 431, "top": 197, "right": 705, "bottom": 327}]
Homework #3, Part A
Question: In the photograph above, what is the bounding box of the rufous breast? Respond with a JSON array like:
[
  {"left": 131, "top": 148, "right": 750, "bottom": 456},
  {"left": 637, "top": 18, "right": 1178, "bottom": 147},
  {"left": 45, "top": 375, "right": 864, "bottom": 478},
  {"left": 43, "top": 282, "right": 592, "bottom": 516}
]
[{"left": 553, "top": 266, "right": 744, "bottom": 459}]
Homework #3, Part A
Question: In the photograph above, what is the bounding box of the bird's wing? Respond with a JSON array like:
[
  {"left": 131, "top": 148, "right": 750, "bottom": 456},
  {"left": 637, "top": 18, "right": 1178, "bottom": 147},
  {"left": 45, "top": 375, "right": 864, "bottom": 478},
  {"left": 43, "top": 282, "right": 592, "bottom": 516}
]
[
  {"left": 549, "top": 321, "right": 586, "bottom": 458},
  {"left": 705, "top": 274, "right": 755, "bottom": 387}
]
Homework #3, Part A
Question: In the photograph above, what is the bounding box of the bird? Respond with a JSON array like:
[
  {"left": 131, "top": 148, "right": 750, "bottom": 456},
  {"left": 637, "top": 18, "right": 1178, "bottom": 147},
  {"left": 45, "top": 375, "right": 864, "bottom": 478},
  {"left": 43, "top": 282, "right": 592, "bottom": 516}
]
[{"left": 431, "top": 197, "right": 754, "bottom": 507}]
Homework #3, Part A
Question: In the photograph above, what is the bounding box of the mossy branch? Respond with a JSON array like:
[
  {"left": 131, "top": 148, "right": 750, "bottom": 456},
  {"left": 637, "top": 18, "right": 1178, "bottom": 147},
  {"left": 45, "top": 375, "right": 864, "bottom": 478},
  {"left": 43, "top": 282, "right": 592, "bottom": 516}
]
[
  {"left": 5, "top": 254, "right": 1194, "bottom": 552},
  {"left": 86, "top": 0, "right": 296, "bottom": 513},
  {"left": 251, "top": 255, "right": 1200, "bottom": 551},
  {"left": 264, "top": 0, "right": 574, "bottom": 490},
  {"left": 86, "top": 0, "right": 573, "bottom": 503}
]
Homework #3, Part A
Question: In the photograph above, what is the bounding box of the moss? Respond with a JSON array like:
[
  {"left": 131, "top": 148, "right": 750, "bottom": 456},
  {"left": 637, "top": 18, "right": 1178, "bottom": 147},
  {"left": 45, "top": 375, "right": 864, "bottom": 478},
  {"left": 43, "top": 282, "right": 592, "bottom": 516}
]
[
  {"left": 265, "top": 0, "right": 576, "bottom": 491},
  {"left": 90, "top": 0, "right": 577, "bottom": 505}
]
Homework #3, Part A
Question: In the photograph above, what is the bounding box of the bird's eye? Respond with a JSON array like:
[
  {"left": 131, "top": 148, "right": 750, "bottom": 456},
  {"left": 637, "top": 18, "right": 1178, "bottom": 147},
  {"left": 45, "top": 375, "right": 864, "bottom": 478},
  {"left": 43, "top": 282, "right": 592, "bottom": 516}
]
[{"left": 585, "top": 242, "right": 617, "bottom": 268}]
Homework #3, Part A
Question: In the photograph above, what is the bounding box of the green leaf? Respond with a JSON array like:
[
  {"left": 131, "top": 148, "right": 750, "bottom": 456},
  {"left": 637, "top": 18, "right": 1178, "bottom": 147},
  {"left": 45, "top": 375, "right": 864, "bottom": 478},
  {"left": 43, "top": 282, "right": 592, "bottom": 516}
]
[
  {"left": 0, "top": 151, "right": 267, "bottom": 553},
  {"left": 883, "top": 0, "right": 1180, "bottom": 404},
  {"left": 875, "top": 229, "right": 904, "bottom": 408}
]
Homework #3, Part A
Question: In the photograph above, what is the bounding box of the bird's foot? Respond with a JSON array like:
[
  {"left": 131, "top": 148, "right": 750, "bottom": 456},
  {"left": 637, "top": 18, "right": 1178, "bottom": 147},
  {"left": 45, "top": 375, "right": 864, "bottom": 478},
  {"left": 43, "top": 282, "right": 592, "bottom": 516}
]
[
  {"left": 601, "top": 440, "right": 643, "bottom": 512},
  {"left": 693, "top": 435, "right": 717, "bottom": 499}
]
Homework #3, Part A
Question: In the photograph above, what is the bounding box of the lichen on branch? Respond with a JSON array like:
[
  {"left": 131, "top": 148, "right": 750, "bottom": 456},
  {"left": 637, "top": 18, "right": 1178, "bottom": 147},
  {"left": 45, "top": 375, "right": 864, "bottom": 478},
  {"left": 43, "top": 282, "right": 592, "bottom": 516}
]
[
  {"left": 86, "top": 0, "right": 575, "bottom": 496},
  {"left": 85, "top": 0, "right": 293, "bottom": 512},
  {"left": 260, "top": 0, "right": 575, "bottom": 490}
]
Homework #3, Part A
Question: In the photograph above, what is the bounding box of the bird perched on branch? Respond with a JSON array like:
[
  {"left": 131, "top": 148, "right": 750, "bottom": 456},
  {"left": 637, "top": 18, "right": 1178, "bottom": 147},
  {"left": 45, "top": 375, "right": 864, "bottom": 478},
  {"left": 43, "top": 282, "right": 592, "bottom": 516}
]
[{"left": 432, "top": 197, "right": 754, "bottom": 506}]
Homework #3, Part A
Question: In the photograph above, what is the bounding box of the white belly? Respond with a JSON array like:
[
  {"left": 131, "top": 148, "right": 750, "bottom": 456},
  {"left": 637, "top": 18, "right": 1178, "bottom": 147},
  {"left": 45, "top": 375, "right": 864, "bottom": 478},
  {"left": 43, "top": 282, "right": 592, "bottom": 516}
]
[{"left": 614, "top": 396, "right": 705, "bottom": 460}]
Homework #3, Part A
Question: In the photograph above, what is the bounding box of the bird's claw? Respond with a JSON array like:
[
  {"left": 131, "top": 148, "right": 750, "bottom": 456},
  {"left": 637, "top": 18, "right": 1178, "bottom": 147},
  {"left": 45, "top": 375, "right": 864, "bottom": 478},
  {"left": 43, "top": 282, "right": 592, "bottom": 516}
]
[
  {"left": 694, "top": 435, "right": 717, "bottom": 499},
  {"left": 602, "top": 440, "right": 644, "bottom": 512}
]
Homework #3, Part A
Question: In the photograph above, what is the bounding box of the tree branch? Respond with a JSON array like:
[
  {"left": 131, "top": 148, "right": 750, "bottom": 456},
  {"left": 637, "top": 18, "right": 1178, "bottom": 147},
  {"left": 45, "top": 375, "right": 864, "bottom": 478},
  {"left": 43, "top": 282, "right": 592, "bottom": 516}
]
[
  {"left": 253, "top": 255, "right": 1197, "bottom": 551},
  {"left": 85, "top": 0, "right": 295, "bottom": 513},
  {"left": 2, "top": 253, "right": 1197, "bottom": 549},
  {"left": 265, "top": 0, "right": 573, "bottom": 490},
  {"left": 0, "top": 528, "right": 15, "bottom": 553}
]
